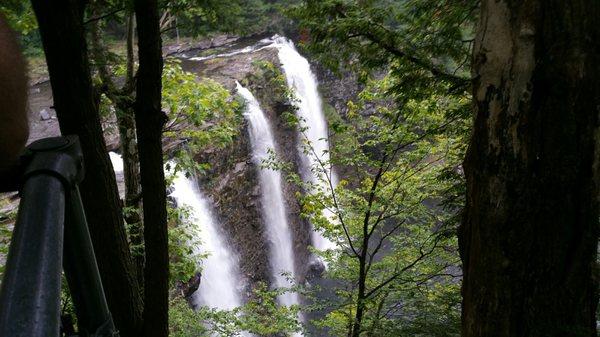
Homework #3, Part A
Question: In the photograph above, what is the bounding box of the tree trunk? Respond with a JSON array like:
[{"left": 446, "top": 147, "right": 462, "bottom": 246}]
[
  {"left": 134, "top": 1, "right": 169, "bottom": 336},
  {"left": 460, "top": 1, "right": 599, "bottom": 336},
  {"left": 30, "top": 1, "right": 143, "bottom": 336},
  {"left": 351, "top": 252, "right": 367, "bottom": 337},
  {"left": 122, "top": 12, "right": 146, "bottom": 286},
  {"left": 0, "top": 14, "right": 28, "bottom": 176},
  {"left": 89, "top": 6, "right": 145, "bottom": 286},
  {"left": 117, "top": 106, "right": 145, "bottom": 286}
]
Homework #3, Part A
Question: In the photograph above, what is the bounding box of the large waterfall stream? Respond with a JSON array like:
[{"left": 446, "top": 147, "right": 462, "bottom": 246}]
[
  {"left": 236, "top": 82, "right": 303, "bottom": 310},
  {"left": 272, "top": 37, "right": 339, "bottom": 253}
]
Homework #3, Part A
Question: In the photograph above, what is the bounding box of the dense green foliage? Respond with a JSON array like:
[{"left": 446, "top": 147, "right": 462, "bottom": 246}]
[
  {"left": 0, "top": 1, "right": 36, "bottom": 35},
  {"left": 1, "top": 0, "right": 296, "bottom": 39},
  {"left": 283, "top": 75, "right": 467, "bottom": 337},
  {"left": 290, "top": 0, "right": 476, "bottom": 82},
  {"left": 169, "top": 282, "right": 303, "bottom": 337},
  {"left": 166, "top": 199, "right": 204, "bottom": 286},
  {"left": 0, "top": 1, "right": 42, "bottom": 60},
  {"left": 161, "top": 0, "right": 296, "bottom": 37},
  {"left": 162, "top": 60, "right": 242, "bottom": 164}
]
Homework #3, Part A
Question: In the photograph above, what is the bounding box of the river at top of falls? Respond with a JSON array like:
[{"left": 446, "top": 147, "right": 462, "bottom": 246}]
[
  {"left": 236, "top": 82, "right": 302, "bottom": 311},
  {"left": 109, "top": 152, "right": 245, "bottom": 311},
  {"left": 270, "top": 36, "right": 339, "bottom": 254}
]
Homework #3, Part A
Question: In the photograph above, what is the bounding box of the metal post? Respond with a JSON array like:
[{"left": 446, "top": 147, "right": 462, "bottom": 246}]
[
  {"left": 0, "top": 173, "right": 66, "bottom": 337},
  {"left": 63, "top": 186, "right": 117, "bottom": 336},
  {"left": 0, "top": 136, "right": 118, "bottom": 337}
]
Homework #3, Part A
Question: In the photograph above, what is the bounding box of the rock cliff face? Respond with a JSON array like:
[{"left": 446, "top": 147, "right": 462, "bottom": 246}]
[
  {"left": 182, "top": 47, "right": 281, "bottom": 291},
  {"left": 313, "top": 64, "right": 362, "bottom": 120},
  {"left": 195, "top": 123, "right": 271, "bottom": 289}
]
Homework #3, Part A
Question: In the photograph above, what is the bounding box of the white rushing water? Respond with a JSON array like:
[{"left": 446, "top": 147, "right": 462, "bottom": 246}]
[
  {"left": 109, "top": 152, "right": 126, "bottom": 199},
  {"left": 271, "top": 36, "right": 339, "bottom": 253},
  {"left": 109, "top": 152, "right": 124, "bottom": 172},
  {"left": 111, "top": 153, "right": 249, "bottom": 331},
  {"left": 236, "top": 82, "right": 301, "bottom": 310},
  {"left": 169, "top": 169, "right": 245, "bottom": 310}
]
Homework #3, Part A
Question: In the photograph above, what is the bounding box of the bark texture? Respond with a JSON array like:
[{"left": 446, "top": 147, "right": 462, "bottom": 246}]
[
  {"left": 134, "top": 0, "right": 169, "bottom": 336},
  {"left": 30, "top": 1, "right": 143, "bottom": 336},
  {"left": 460, "top": 1, "right": 600, "bottom": 336}
]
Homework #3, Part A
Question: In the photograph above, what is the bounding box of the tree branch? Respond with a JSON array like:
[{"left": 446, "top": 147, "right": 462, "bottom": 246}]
[{"left": 84, "top": 7, "right": 126, "bottom": 25}]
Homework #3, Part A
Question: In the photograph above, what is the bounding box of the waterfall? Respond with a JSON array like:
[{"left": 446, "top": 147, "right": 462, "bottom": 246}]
[
  {"left": 111, "top": 152, "right": 250, "bottom": 333},
  {"left": 236, "top": 82, "right": 301, "bottom": 309},
  {"left": 111, "top": 152, "right": 246, "bottom": 310},
  {"left": 169, "top": 169, "right": 246, "bottom": 311},
  {"left": 109, "top": 152, "right": 125, "bottom": 199},
  {"left": 109, "top": 152, "right": 124, "bottom": 172},
  {"left": 271, "top": 37, "right": 338, "bottom": 253}
]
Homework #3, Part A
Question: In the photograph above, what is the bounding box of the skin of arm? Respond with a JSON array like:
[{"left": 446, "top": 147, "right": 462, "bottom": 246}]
[{"left": 0, "top": 14, "right": 28, "bottom": 176}]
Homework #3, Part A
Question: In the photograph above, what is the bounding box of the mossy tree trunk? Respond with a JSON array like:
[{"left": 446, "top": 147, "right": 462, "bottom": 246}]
[{"left": 460, "top": 1, "right": 599, "bottom": 336}]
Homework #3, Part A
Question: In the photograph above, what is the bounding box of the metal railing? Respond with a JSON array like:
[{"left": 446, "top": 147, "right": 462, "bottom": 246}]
[{"left": 0, "top": 136, "right": 118, "bottom": 337}]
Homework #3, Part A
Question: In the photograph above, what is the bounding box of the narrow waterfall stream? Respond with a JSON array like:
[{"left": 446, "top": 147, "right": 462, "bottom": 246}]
[
  {"left": 236, "top": 82, "right": 302, "bottom": 310},
  {"left": 272, "top": 37, "right": 339, "bottom": 253},
  {"left": 169, "top": 170, "right": 246, "bottom": 310},
  {"left": 110, "top": 152, "right": 245, "bottom": 310}
]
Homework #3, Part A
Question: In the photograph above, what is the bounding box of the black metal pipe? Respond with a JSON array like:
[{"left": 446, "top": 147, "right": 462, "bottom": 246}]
[
  {"left": 0, "top": 174, "right": 65, "bottom": 337},
  {"left": 0, "top": 136, "right": 118, "bottom": 336},
  {"left": 63, "top": 186, "right": 117, "bottom": 336}
]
